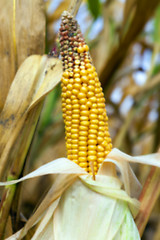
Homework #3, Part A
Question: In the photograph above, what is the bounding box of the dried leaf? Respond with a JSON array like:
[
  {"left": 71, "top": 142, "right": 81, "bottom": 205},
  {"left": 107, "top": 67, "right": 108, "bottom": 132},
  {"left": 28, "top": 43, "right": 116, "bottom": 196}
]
[
  {"left": 0, "top": 0, "right": 45, "bottom": 111},
  {"left": 0, "top": 55, "right": 62, "bottom": 179}
]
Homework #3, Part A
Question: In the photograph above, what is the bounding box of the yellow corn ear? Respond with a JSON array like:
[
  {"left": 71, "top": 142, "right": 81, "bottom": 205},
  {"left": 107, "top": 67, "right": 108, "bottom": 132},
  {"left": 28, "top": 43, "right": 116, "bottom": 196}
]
[{"left": 59, "top": 11, "right": 112, "bottom": 174}]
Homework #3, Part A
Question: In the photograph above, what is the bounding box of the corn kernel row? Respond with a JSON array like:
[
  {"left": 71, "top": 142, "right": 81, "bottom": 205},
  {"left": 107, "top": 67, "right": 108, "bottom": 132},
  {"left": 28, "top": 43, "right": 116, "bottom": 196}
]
[{"left": 59, "top": 11, "right": 112, "bottom": 174}]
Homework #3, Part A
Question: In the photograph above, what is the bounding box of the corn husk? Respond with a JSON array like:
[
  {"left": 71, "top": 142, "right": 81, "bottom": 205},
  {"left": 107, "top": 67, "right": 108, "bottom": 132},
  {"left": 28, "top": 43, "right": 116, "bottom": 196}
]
[{"left": 1, "top": 149, "right": 159, "bottom": 240}]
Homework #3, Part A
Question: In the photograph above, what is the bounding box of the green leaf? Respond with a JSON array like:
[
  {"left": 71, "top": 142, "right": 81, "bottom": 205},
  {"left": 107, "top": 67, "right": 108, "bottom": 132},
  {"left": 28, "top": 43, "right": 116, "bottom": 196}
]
[{"left": 87, "top": 0, "right": 101, "bottom": 19}]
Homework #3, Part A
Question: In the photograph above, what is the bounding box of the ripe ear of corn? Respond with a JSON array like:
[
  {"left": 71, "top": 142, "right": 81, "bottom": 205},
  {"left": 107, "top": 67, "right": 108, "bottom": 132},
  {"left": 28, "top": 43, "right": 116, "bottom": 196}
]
[{"left": 59, "top": 11, "right": 112, "bottom": 174}]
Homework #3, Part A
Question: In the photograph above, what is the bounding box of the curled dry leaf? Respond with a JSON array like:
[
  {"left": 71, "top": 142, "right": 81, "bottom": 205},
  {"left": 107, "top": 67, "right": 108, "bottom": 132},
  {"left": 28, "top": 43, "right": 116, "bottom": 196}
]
[
  {"left": 0, "top": 55, "right": 62, "bottom": 179},
  {"left": 1, "top": 148, "right": 159, "bottom": 240}
]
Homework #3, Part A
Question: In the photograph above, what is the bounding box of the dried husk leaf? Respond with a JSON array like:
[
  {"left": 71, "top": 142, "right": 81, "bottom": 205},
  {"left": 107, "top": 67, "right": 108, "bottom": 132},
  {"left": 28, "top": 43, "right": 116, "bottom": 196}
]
[
  {"left": 0, "top": 55, "right": 62, "bottom": 179},
  {"left": 0, "top": 0, "right": 45, "bottom": 112},
  {"left": 2, "top": 148, "right": 160, "bottom": 239}
]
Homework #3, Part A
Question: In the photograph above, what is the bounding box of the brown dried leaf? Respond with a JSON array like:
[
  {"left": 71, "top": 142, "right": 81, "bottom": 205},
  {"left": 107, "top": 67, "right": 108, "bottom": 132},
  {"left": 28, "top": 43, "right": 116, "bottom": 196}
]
[{"left": 0, "top": 0, "right": 45, "bottom": 112}]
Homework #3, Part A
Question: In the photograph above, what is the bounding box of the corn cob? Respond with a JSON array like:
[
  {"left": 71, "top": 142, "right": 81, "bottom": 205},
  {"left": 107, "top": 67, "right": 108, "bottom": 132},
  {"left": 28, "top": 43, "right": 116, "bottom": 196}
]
[{"left": 59, "top": 11, "right": 112, "bottom": 174}]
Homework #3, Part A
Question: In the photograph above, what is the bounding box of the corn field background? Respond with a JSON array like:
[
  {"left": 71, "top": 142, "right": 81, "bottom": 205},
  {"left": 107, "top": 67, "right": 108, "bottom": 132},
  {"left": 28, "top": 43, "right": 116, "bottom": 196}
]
[{"left": 0, "top": 0, "right": 160, "bottom": 239}]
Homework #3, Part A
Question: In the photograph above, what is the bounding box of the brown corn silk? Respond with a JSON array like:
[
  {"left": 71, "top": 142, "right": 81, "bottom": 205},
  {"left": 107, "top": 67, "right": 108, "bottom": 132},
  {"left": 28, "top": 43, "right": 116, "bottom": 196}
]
[{"left": 59, "top": 11, "right": 112, "bottom": 174}]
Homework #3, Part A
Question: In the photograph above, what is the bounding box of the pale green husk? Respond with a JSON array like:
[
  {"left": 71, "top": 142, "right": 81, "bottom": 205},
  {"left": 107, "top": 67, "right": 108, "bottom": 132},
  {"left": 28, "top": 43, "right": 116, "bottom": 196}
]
[{"left": 2, "top": 149, "right": 160, "bottom": 240}]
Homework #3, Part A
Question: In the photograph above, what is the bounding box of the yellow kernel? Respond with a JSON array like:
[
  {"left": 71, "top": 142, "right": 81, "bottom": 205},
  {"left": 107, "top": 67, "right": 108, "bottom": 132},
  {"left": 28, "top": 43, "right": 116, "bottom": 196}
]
[
  {"left": 81, "top": 121, "right": 90, "bottom": 126},
  {"left": 98, "top": 108, "right": 104, "bottom": 114},
  {"left": 98, "top": 115, "right": 104, "bottom": 121},
  {"left": 67, "top": 150, "right": 72, "bottom": 154},
  {"left": 65, "top": 126, "right": 71, "bottom": 131},
  {"left": 79, "top": 125, "right": 88, "bottom": 131},
  {"left": 90, "top": 114, "right": 98, "bottom": 119},
  {"left": 79, "top": 146, "right": 87, "bottom": 151},
  {"left": 71, "top": 134, "right": 79, "bottom": 139},
  {"left": 78, "top": 92, "right": 86, "bottom": 99},
  {"left": 89, "top": 80, "right": 95, "bottom": 85},
  {"left": 79, "top": 98, "right": 88, "bottom": 104},
  {"left": 97, "top": 98, "right": 105, "bottom": 103},
  {"left": 81, "top": 111, "right": 89, "bottom": 117},
  {"left": 72, "top": 104, "right": 80, "bottom": 109},
  {"left": 74, "top": 73, "right": 80, "bottom": 78},
  {"left": 88, "top": 73, "right": 95, "bottom": 79},
  {"left": 105, "top": 150, "right": 111, "bottom": 156},
  {"left": 79, "top": 151, "right": 87, "bottom": 157},
  {"left": 62, "top": 78, "right": 69, "bottom": 85},
  {"left": 71, "top": 95, "right": 76, "bottom": 100},
  {"left": 102, "top": 140, "right": 108, "bottom": 147},
  {"left": 63, "top": 71, "right": 69, "bottom": 78},
  {"left": 97, "top": 145, "right": 104, "bottom": 151},
  {"left": 72, "top": 114, "right": 79, "bottom": 119},
  {"left": 73, "top": 109, "right": 80, "bottom": 114},
  {"left": 79, "top": 162, "right": 88, "bottom": 167},
  {"left": 81, "top": 75, "right": 88, "bottom": 83},
  {"left": 79, "top": 136, "right": 87, "bottom": 141},
  {"left": 73, "top": 160, "right": 78, "bottom": 164},
  {"left": 66, "top": 132, "right": 71, "bottom": 138},
  {"left": 66, "top": 98, "right": 71, "bottom": 104},
  {"left": 97, "top": 103, "right": 105, "bottom": 108},
  {"left": 66, "top": 143, "right": 72, "bottom": 149},
  {"left": 80, "top": 70, "right": 87, "bottom": 76},
  {"left": 87, "top": 91, "right": 94, "bottom": 97},
  {"left": 65, "top": 121, "right": 71, "bottom": 126},
  {"left": 72, "top": 149, "right": 78, "bottom": 154},
  {"left": 89, "top": 97, "right": 97, "bottom": 103},
  {"left": 77, "top": 46, "right": 84, "bottom": 53},
  {"left": 80, "top": 116, "right": 89, "bottom": 121},
  {"left": 83, "top": 44, "right": 89, "bottom": 51},
  {"left": 61, "top": 92, "right": 67, "bottom": 98},
  {"left": 79, "top": 131, "right": 88, "bottom": 136},
  {"left": 72, "top": 144, "right": 78, "bottom": 149},
  {"left": 78, "top": 157, "right": 87, "bottom": 162},
  {"left": 89, "top": 124, "right": 98, "bottom": 129},
  {"left": 80, "top": 105, "right": 88, "bottom": 110},
  {"left": 71, "top": 129, "right": 78, "bottom": 134},
  {"left": 72, "top": 155, "right": 78, "bottom": 160},
  {"left": 88, "top": 145, "right": 97, "bottom": 150},
  {"left": 97, "top": 136, "right": 104, "bottom": 143},
  {"left": 68, "top": 155, "right": 72, "bottom": 160},
  {"left": 97, "top": 152, "right": 105, "bottom": 157},
  {"left": 86, "top": 101, "right": 92, "bottom": 108},
  {"left": 73, "top": 83, "right": 81, "bottom": 89},
  {"left": 66, "top": 104, "right": 72, "bottom": 110},
  {"left": 90, "top": 108, "right": 98, "bottom": 114},
  {"left": 98, "top": 132, "right": 105, "bottom": 138},
  {"left": 72, "top": 89, "right": 79, "bottom": 95},
  {"left": 75, "top": 78, "right": 81, "bottom": 83},
  {"left": 97, "top": 158, "right": 104, "bottom": 163},
  {"left": 89, "top": 129, "right": 97, "bottom": 134},
  {"left": 88, "top": 139, "right": 97, "bottom": 145},
  {"left": 87, "top": 68, "right": 94, "bottom": 75},
  {"left": 66, "top": 110, "right": 72, "bottom": 115},
  {"left": 99, "top": 121, "right": 105, "bottom": 126},
  {"left": 81, "top": 86, "right": 88, "bottom": 93},
  {"left": 72, "top": 119, "right": 79, "bottom": 124},
  {"left": 95, "top": 88, "right": 101, "bottom": 93},
  {"left": 66, "top": 91, "right": 72, "bottom": 97},
  {"left": 79, "top": 141, "right": 87, "bottom": 146},
  {"left": 74, "top": 68, "right": 80, "bottom": 73},
  {"left": 88, "top": 150, "right": 96, "bottom": 155},
  {"left": 88, "top": 156, "right": 97, "bottom": 161},
  {"left": 88, "top": 134, "right": 97, "bottom": 139},
  {"left": 71, "top": 139, "right": 78, "bottom": 144},
  {"left": 88, "top": 85, "right": 95, "bottom": 91}
]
